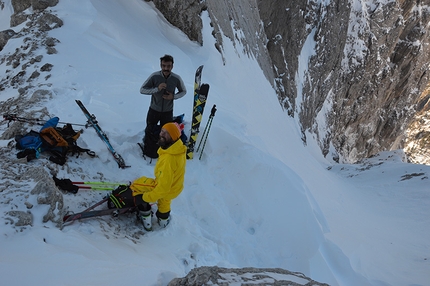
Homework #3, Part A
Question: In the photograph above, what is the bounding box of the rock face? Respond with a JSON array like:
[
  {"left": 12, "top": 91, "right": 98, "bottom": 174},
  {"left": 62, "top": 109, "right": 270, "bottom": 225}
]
[
  {"left": 0, "top": 0, "right": 67, "bottom": 232},
  {"left": 151, "top": 0, "right": 430, "bottom": 163},
  {"left": 204, "top": 0, "right": 274, "bottom": 84},
  {"left": 404, "top": 86, "right": 430, "bottom": 164},
  {"left": 145, "top": 0, "right": 206, "bottom": 46},
  {"left": 10, "top": 0, "right": 60, "bottom": 27},
  {"left": 0, "top": 29, "right": 16, "bottom": 51},
  {"left": 149, "top": 0, "right": 275, "bottom": 93},
  {"left": 0, "top": 0, "right": 61, "bottom": 93},
  {"left": 168, "top": 266, "right": 329, "bottom": 286}
]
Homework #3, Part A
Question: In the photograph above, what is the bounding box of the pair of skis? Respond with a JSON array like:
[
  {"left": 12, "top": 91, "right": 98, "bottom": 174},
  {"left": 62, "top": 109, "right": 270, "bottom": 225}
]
[
  {"left": 61, "top": 196, "right": 136, "bottom": 229},
  {"left": 59, "top": 179, "right": 134, "bottom": 228},
  {"left": 75, "top": 100, "right": 129, "bottom": 168},
  {"left": 186, "top": 65, "right": 211, "bottom": 159}
]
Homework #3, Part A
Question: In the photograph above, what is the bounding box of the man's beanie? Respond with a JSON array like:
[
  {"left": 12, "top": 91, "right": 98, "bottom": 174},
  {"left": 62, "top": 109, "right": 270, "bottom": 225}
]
[{"left": 162, "top": 122, "right": 184, "bottom": 141}]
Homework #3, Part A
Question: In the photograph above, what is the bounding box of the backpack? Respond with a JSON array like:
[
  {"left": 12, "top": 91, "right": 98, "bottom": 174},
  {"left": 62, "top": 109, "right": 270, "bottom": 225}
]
[
  {"left": 107, "top": 185, "right": 136, "bottom": 209},
  {"left": 15, "top": 130, "right": 42, "bottom": 150},
  {"left": 15, "top": 117, "right": 95, "bottom": 165},
  {"left": 15, "top": 130, "right": 43, "bottom": 162},
  {"left": 40, "top": 126, "right": 71, "bottom": 149},
  {"left": 173, "top": 114, "right": 188, "bottom": 144}
]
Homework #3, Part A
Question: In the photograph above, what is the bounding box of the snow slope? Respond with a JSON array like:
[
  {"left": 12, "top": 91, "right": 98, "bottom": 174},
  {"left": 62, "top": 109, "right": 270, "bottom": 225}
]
[{"left": 0, "top": 0, "right": 429, "bottom": 285}]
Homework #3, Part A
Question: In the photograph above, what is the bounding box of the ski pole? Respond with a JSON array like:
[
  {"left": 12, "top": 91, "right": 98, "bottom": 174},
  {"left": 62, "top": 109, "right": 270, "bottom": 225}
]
[
  {"left": 71, "top": 181, "right": 124, "bottom": 186},
  {"left": 3, "top": 114, "right": 86, "bottom": 127},
  {"left": 196, "top": 117, "right": 212, "bottom": 153},
  {"left": 71, "top": 181, "right": 126, "bottom": 191},
  {"left": 73, "top": 186, "right": 116, "bottom": 190},
  {"left": 54, "top": 176, "right": 125, "bottom": 193},
  {"left": 196, "top": 104, "right": 216, "bottom": 153},
  {"left": 72, "top": 182, "right": 124, "bottom": 191},
  {"left": 198, "top": 105, "right": 216, "bottom": 160}
]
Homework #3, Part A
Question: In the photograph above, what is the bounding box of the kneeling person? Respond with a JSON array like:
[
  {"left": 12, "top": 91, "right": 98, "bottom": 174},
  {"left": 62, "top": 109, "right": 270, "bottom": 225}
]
[{"left": 131, "top": 122, "right": 186, "bottom": 231}]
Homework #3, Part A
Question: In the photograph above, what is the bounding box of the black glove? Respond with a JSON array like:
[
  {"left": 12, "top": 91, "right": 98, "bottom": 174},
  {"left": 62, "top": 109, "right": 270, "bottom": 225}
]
[
  {"left": 53, "top": 176, "right": 79, "bottom": 194},
  {"left": 17, "top": 149, "right": 37, "bottom": 162}
]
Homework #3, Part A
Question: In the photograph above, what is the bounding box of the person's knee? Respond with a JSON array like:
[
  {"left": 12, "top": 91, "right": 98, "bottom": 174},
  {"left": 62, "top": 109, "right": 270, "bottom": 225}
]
[{"left": 134, "top": 195, "right": 151, "bottom": 212}]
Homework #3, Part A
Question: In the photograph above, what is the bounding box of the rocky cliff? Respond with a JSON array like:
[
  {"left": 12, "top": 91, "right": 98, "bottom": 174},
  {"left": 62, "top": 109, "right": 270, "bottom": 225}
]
[
  {"left": 2, "top": 1, "right": 430, "bottom": 164},
  {"left": 151, "top": 0, "right": 430, "bottom": 164},
  {"left": 168, "top": 266, "right": 329, "bottom": 286}
]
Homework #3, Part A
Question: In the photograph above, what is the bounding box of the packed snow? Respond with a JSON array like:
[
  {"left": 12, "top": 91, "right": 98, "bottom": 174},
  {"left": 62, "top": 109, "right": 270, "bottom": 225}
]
[{"left": 0, "top": 0, "right": 429, "bottom": 285}]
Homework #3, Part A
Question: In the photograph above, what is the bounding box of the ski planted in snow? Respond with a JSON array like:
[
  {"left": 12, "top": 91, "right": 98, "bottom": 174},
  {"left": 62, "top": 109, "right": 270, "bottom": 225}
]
[
  {"left": 75, "top": 100, "right": 129, "bottom": 168},
  {"left": 186, "top": 65, "right": 210, "bottom": 159}
]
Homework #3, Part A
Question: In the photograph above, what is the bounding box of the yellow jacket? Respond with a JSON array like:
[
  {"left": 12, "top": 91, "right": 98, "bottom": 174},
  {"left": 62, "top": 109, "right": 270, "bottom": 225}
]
[{"left": 131, "top": 139, "right": 187, "bottom": 205}]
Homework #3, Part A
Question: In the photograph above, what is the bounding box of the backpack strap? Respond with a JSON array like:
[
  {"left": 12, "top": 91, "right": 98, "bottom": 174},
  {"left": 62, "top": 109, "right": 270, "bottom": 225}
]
[{"left": 69, "top": 144, "right": 96, "bottom": 158}]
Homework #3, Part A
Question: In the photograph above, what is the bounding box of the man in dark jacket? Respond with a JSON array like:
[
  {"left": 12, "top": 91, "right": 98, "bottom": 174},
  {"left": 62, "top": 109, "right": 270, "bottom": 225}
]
[{"left": 140, "top": 54, "right": 187, "bottom": 142}]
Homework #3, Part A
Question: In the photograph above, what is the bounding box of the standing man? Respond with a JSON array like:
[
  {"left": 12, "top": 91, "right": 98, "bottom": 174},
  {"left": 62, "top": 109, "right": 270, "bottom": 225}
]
[
  {"left": 131, "top": 122, "right": 187, "bottom": 231},
  {"left": 140, "top": 55, "right": 187, "bottom": 156},
  {"left": 140, "top": 55, "right": 187, "bottom": 158}
]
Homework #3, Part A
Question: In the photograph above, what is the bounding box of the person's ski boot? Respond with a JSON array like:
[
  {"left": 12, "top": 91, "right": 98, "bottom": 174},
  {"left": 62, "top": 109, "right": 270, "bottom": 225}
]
[
  {"left": 158, "top": 216, "right": 170, "bottom": 228},
  {"left": 139, "top": 210, "right": 152, "bottom": 231}
]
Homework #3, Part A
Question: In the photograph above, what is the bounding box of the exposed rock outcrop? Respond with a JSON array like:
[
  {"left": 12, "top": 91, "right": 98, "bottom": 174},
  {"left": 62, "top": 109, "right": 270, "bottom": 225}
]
[
  {"left": 149, "top": 0, "right": 275, "bottom": 99},
  {"left": 256, "top": 0, "right": 430, "bottom": 163},
  {"left": 0, "top": 1, "right": 60, "bottom": 94},
  {"left": 1, "top": 143, "right": 65, "bottom": 229},
  {"left": 10, "top": 0, "right": 60, "bottom": 27},
  {"left": 404, "top": 86, "right": 430, "bottom": 164},
  {"left": 0, "top": 0, "right": 65, "bottom": 232},
  {"left": 205, "top": 0, "right": 274, "bottom": 90},
  {"left": 151, "top": 0, "right": 430, "bottom": 164},
  {"left": 11, "top": 0, "right": 58, "bottom": 14},
  {"left": 146, "top": 0, "right": 206, "bottom": 46},
  {"left": 0, "top": 29, "right": 15, "bottom": 51},
  {"left": 168, "top": 266, "right": 329, "bottom": 286}
]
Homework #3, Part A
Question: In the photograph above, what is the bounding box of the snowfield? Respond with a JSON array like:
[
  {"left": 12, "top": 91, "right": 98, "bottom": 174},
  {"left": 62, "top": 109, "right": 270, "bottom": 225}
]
[{"left": 0, "top": 0, "right": 429, "bottom": 285}]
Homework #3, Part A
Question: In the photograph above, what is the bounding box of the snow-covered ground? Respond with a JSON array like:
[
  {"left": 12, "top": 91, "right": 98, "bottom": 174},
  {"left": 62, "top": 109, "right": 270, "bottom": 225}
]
[{"left": 0, "top": 0, "right": 429, "bottom": 285}]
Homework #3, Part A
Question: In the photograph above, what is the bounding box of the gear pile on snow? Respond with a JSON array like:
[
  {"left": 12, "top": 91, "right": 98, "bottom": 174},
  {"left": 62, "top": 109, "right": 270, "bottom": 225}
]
[{"left": 12, "top": 116, "right": 94, "bottom": 165}]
